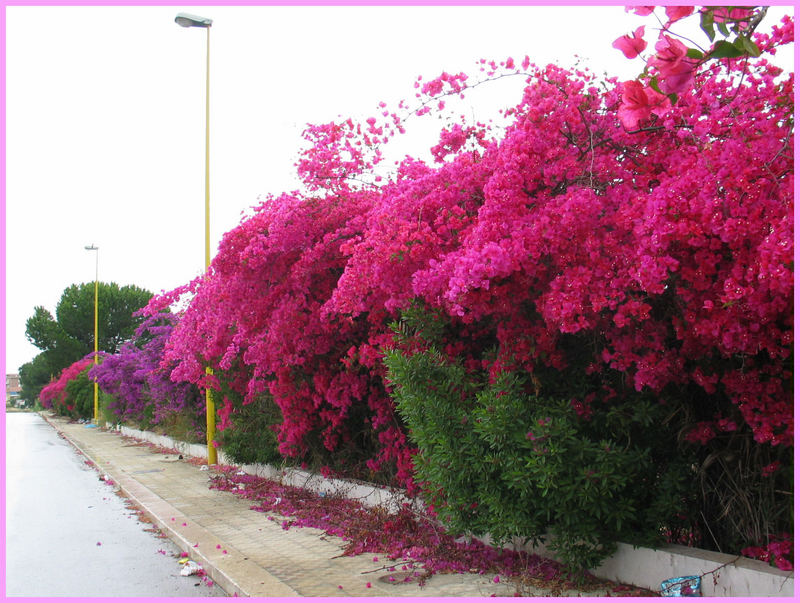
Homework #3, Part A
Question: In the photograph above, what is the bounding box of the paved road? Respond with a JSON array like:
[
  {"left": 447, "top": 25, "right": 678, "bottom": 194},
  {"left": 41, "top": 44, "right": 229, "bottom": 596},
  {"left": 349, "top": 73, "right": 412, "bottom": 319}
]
[{"left": 5, "top": 412, "right": 226, "bottom": 597}]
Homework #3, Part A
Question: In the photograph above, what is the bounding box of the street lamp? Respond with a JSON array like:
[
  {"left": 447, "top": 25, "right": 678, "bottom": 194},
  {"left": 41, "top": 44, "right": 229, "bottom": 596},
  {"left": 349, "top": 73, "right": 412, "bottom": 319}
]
[
  {"left": 84, "top": 244, "right": 99, "bottom": 426},
  {"left": 176, "top": 12, "right": 217, "bottom": 465}
]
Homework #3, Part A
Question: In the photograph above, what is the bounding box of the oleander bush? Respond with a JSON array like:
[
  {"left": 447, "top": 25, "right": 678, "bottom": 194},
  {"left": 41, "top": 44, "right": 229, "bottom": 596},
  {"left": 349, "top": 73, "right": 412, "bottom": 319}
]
[{"left": 384, "top": 308, "right": 697, "bottom": 574}]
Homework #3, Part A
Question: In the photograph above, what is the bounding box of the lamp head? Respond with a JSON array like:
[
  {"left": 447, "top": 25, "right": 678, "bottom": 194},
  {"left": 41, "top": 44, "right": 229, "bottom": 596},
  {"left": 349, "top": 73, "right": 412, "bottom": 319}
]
[
  {"left": 175, "top": 13, "right": 213, "bottom": 28},
  {"left": 85, "top": 245, "right": 98, "bottom": 251}
]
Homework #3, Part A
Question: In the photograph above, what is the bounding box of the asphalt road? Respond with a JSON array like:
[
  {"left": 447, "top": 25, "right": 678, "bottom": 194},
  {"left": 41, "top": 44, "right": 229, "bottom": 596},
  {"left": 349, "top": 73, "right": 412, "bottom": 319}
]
[{"left": 5, "top": 412, "right": 226, "bottom": 597}]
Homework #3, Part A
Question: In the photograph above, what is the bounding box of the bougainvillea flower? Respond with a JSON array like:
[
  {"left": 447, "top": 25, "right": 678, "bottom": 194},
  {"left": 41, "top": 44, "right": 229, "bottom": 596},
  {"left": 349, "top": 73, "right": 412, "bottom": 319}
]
[
  {"left": 617, "top": 80, "right": 670, "bottom": 129},
  {"left": 612, "top": 25, "right": 647, "bottom": 58},
  {"left": 775, "top": 557, "right": 792, "bottom": 571},
  {"left": 626, "top": 6, "right": 654, "bottom": 16},
  {"left": 659, "top": 66, "right": 695, "bottom": 95},
  {"left": 217, "top": 396, "right": 234, "bottom": 431},
  {"left": 665, "top": 6, "right": 694, "bottom": 24},
  {"left": 706, "top": 6, "right": 754, "bottom": 24},
  {"left": 742, "top": 536, "right": 793, "bottom": 571},
  {"left": 648, "top": 35, "right": 696, "bottom": 95},
  {"left": 685, "top": 422, "right": 717, "bottom": 445}
]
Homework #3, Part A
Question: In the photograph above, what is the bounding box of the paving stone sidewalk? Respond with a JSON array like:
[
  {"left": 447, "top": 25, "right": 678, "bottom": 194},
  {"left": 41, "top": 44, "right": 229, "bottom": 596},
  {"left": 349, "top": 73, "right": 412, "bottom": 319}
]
[{"left": 42, "top": 413, "right": 623, "bottom": 597}]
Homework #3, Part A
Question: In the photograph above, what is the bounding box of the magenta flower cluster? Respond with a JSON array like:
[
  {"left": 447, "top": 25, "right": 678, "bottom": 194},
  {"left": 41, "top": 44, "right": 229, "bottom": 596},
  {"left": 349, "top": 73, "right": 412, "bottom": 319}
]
[
  {"left": 88, "top": 313, "right": 204, "bottom": 427},
  {"left": 741, "top": 534, "right": 793, "bottom": 571},
  {"left": 40, "top": 355, "right": 95, "bottom": 412},
  {"left": 143, "top": 14, "right": 792, "bottom": 485},
  {"left": 85, "top": 7, "right": 790, "bottom": 570}
]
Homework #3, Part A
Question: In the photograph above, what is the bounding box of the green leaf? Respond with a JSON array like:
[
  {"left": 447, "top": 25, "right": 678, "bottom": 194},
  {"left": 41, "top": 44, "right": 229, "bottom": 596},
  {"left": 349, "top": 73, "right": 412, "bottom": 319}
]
[
  {"left": 740, "top": 36, "right": 761, "bottom": 57},
  {"left": 686, "top": 48, "right": 705, "bottom": 60},
  {"left": 716, "top": 21, "right": 730, "bottom": 37},
  {"left": 667, "top": 93, "right": 678, "bottom": 105},
  {"left": 648, "top": 77, "right": 665, "bottom": 95},
  {"left": 700, "top": 10, "right": 717, "bottom": 43},
  {"left": 708, "top": 40, "right": 745, "bottom": 59}
]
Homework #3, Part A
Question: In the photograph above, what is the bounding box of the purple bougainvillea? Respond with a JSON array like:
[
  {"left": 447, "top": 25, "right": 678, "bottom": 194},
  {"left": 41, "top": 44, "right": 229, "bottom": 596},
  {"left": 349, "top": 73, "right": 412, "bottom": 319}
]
[{"left": 89, "top": 313, "right": 204, "bottom": 427}]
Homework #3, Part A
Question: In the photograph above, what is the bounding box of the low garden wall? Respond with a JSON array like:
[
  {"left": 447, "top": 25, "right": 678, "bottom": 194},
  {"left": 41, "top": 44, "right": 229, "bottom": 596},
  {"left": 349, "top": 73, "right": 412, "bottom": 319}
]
[{"left": 115, "top": 423, "right": 794, "bottom": 597}]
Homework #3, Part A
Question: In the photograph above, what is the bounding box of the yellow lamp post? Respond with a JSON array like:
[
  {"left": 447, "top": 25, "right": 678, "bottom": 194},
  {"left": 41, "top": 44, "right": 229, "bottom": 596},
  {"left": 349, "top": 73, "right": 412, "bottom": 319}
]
[
  {"left": 84, "top": 244, "right": 99, "bottom": 425},
  {"left": 176, "top": 12, "right": 217, "bottom": 465}
]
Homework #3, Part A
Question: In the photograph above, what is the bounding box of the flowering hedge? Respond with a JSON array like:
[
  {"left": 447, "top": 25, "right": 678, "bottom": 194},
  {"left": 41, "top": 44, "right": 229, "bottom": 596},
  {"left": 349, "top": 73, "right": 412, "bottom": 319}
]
[
  {"left": 88, "top": 313, "right": 205, "bottom": 433},
  {"left": 40, "top": 355, "right": 95, "bottom": 417},
  {"left": 133, "top": 6, "right": 792, "bottom": 570}
]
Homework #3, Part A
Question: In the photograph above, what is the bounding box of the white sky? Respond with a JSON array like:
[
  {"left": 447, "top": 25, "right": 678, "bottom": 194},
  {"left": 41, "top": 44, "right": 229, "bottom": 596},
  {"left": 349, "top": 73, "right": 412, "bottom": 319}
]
[{"left": 4, "top": 4, "right": 794, "bottom": 374}]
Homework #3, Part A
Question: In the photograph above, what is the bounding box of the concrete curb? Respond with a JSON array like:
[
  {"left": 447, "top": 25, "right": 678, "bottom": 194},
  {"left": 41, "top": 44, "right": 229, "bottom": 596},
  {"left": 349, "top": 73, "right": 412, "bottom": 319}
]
[
  {"left": 115, "top": 421, "right": 795, "bottom": 597},
  {"left": 42, "top": 414, "right": 299, "bottom": 597}
]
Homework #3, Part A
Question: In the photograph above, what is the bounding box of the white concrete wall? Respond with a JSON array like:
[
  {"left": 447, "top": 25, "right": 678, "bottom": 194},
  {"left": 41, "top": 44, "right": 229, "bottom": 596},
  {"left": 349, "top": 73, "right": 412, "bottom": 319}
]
[
  {"left": 112, "top": 424, "right": 794, "bottom": 596},
  {"left": 118, "top": 425, "right": 208, "bottom": 459},
  {"left": 526, "top": 538, "right": 794, "bottom": 597}
]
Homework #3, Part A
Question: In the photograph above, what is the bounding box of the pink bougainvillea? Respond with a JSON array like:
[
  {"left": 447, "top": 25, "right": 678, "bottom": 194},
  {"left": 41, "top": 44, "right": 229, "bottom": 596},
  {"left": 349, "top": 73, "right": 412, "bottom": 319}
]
[
  {"left": 612, "top": 25, "right": 648, "bottom": 59},
  {"left": 138, "top": 8, "right": 793, "bottom": 508},
  {"left": 648, "top": 35, "right": 696, "bottom": 95},
  {"left": 742, "top": 534, "right": 793, "bottom": 571},
  {"left": 617, "top": 79, "right": 671, "bottom": 129},
  {"left": 40, "top": 356, "right": 94, "bottom": 411}
]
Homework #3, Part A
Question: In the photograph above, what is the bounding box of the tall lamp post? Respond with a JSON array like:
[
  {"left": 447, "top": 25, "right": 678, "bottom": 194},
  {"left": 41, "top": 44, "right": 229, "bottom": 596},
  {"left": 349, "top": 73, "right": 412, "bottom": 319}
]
[
  {"left": 84, "top": 244, "right": 99, "bottom": 425},
  {"left": 176, "top": 12, "right": 216, "bottom": 465}
]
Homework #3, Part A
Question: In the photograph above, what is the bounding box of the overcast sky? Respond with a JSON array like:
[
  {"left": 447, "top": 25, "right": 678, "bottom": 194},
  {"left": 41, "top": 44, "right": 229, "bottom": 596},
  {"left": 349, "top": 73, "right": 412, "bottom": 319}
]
[{"left": 4, "top": 4, "right": 794, "bottom": 374}]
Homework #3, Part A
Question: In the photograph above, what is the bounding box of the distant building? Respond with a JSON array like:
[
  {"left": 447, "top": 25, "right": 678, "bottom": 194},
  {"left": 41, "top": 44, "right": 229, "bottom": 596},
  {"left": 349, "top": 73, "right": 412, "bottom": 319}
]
[{"left": 6, "top": 373, "right": 22, "bottom": 405}]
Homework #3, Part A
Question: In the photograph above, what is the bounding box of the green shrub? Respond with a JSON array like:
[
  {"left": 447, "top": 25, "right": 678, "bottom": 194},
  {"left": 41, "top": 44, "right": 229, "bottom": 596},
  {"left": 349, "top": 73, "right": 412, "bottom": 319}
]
[
  {"left": 99, "top": 391, "right": 117, "bottom": 426},
  {"left": 135, "top": 400, "right": 156, "bottom": 431},
  {"left": 64, "top": 368, "right": 95, "bottom": 419},
  {"left": 218, "top": 392, "right": 283, "bottom": 466},
  {"left": 156, "top": 409, "right": 206, "bottom": 444},
  {"left": 385, "top": 345, "right": 693, "bottom": 575}
]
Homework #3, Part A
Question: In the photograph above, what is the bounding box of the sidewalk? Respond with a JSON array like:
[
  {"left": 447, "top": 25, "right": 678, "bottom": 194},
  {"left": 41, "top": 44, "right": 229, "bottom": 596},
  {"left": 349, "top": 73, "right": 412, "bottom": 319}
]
[{"left": 42, "top": 413, "right": 619, "bottom": 597}]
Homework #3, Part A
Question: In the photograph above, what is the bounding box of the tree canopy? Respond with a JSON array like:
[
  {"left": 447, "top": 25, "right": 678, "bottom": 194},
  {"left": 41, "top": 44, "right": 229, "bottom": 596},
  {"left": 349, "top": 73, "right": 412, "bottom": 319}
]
[{"left": 20, "top": 281, "right": 152, "bottom": 402}]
